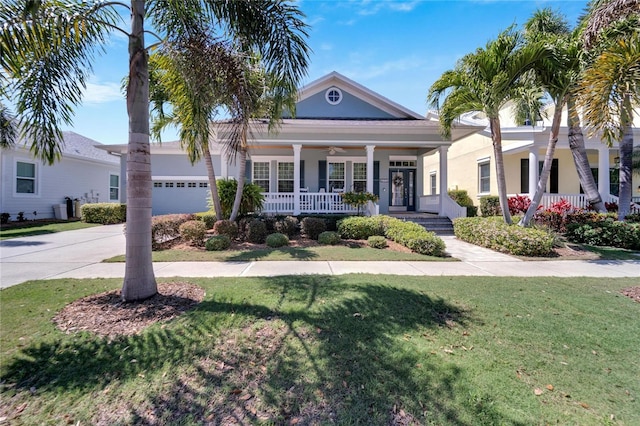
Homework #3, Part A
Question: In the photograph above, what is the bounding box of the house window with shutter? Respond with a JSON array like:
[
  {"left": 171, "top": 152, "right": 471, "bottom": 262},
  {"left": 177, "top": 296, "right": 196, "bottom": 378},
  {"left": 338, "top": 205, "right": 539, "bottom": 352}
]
[
  {"left": 328, "top": 162, "right": 345, "bottom": 192},
  {"left": 352, "top": 163, "right": 366, "bottom": 192}
]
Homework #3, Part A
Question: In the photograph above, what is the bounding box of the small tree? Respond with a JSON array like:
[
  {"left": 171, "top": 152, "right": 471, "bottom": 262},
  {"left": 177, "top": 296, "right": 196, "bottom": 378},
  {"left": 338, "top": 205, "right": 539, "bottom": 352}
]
[
  {"left": 210, "top": 179, "right": 265, "bottom": 219},
  {"left": 340, "top": 192, "right": 379, "bottom": 215}
]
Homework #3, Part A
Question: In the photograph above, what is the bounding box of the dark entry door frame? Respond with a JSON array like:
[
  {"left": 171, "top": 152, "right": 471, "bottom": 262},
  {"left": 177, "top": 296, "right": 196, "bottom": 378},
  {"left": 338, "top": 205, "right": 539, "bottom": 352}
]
[{"left": 388, "top": 168, "right": 416, "bottom": 212}]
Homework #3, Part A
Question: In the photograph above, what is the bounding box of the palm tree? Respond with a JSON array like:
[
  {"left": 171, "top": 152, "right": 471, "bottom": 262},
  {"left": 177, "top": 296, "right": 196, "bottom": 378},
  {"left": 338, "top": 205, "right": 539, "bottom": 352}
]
[
  {"left": 428, "top": 27, "right": 548, "bottom": 224},
  {"left": 519, "top": 8, "right": 606, "bottom": 227},
  {"left": 579, "top": 0, "right": 640, "bottom": 220},
  {"left": 1, "top": 0, "right": 309, "bottom": 301}
]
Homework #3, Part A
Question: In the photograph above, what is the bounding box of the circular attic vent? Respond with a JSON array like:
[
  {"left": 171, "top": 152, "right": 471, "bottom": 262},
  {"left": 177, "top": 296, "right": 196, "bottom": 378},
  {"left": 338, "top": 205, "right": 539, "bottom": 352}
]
[{"left": 325, "top": 87, "right": 342, "bottom": 105}]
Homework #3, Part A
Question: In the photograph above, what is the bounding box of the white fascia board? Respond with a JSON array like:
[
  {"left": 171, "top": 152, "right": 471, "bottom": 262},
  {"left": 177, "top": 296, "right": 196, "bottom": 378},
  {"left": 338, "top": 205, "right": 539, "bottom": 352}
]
[{"left": 152, "top": 176, "right": 209, "bottom": 181}]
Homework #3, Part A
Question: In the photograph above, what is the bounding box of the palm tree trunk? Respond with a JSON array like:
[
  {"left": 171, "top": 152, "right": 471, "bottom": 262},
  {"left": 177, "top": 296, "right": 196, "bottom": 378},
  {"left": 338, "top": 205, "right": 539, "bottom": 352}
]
[
  {"left": 203, "top": 142, "right": 223, "bottom": 221},
  {"left": 121, "top": 0, "right": 157, "bottom": 302},
  {"left": 567, "top": 99, "right": 605, "bottom": 212},
  {"left": 230, "top": 146, "right": 246, "bottom": 222},
  {"left": 618, "top": 94, "right": 634, "bottom": 220},
  {"left": 490, "top": 117, "right": 512, "bottom": 225},
  {"left": 520, "top": 101, "right": 564, "bottom": 226}
]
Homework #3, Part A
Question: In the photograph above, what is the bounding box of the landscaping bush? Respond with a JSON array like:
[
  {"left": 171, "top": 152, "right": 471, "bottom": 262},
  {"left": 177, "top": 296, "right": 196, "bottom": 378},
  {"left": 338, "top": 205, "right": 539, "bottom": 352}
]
[
  {"left": 275, "top": 216, "right": 299, "bottom": 238},
  {"left": 380, "top": 216, "right": 445, "bottom": 257},
  {"left": 194, "top": 212, "right": 216, "bottom": 229},
  {"left": 246, "top": 219, "right": 268, "bottom": 244},
  {"left": 266, "top": 232, "right": 289, "bottom": 248},
  {"left": 367, "top": 235, "right": 387, "bottom": 249},
  {"left": 1, "top": 213, "right": 10, "bottom": 224},
  {"left": 179, "top": 220, "right": 207, "bottom": 247},
  {"left": 508, "top": 194, "right": 534, "bottom": 215},
  {"left": 448, "top": 189, "right": 474, "bottom": 207},
  {"left": 479, "top": 196, "right": 501, "bottom": 217},
  {"left": 212, "top": 179, "right": 265, "bottom": 219},
  {"left": 150, "top": 214, "right": 194, "bottom": 249},
  {"left": 213, "top": 219, "right": 239, "bottom": 240},
  {"left": 454, "top": 216, "right": 554, "bottom": 257},
  {"left": 626, "top": 212, "right": 640, "bottom": 223},
  {"left": 301, "top": 217, "right": 327, "bottom": 240},
  {"left": 340, "top": 191, "right": 379, "bottom": 215},
  {"left": 337, "top": 216, "right": 385, "bottom": 240},
  {"left": 205, "top": 235, "right": 231, "bottom": 251},
  {"left": 318, "top": 231, "right": 341, "bottom": 245},
  {"left": 299, "top": 214, "right": 349, "bottom": 231},
  {"left": 565, "top": 220, "right": 640, "bottom": 250},
  {"left": 81, "top": 203, "right": 126, "bottom": 224}
]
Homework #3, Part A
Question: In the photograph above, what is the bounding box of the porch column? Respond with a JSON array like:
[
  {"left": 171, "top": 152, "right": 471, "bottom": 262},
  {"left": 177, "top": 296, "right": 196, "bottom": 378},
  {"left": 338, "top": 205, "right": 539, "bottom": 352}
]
[
  {"left": 528, "top": 147, "right": 538, "bottom": 195},
  {"left": 293, "top": 144, "right": 302, "bottom": 215},
  {"left": 221, "top": 150, "right": 228, "bottom": 179},
  {"left": 598, "top": 146, "right": 610, "bottom": 199},
  {"left": 366, "top": 145, "right": 375, "bottom": 193},
  {"left": 438, "top": 146, "right": 449, "bottom": 216}
]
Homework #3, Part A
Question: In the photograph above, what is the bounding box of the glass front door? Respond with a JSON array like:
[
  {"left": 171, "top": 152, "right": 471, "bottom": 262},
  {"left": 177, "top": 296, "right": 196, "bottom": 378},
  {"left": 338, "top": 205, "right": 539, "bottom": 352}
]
[{"left": 389, "top": 169, "right": 415, "bottom": 211}]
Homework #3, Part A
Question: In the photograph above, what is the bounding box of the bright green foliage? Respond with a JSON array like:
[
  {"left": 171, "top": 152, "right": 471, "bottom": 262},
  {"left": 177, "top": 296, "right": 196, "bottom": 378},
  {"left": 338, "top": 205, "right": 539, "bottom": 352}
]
[
  {"left": 318, "top": 231, "right": 341, "bottom": 245},
  {"left": 367, "top": 236, "right": 387, "bottom": 249},
  {"left": 194, "top": 212, "right": 216, "bottom": 229},
  {"left": 205, "top": 235, "right": 231, "bottom": 251},
  {"left": 383, "top": 218, "right": 445, "bottom": 257},
  {"left": 246, "top": 219, "right": 267, "bottom": 244},
  {"left": 479, "top": 196, "right": 501, "bottom": 217},
  {"left": 214, "top": 179, "right": 265, "bottom": 219},
  {"left": 81, "top": 203, "right": 126, "bottom": 225},
  {"left": 275, "top": 216, "right": 299, "bottom": 238},
  {"left": 179, "top": 220, "right": 207, "bottom": 247},
  {"left": 454, "top": 217, "right": 554, "bottom": 256},
  {"left": 301, "top": 217, "right": 327, "bottom": 239},
  {"left": 566, "top": 220, "right": 640, "bottom": 249},
  {"left": 265, "top": 232, "right": 289, "bottom": 248},
  {"left": 448, "top": 189, "right": 474, "bottom": 207},
  {"left": 337, "top": 216, "right": 385, "bottom": 240},
  {"left": 213, "top": 220, "right": 239, "bottom": 240}
]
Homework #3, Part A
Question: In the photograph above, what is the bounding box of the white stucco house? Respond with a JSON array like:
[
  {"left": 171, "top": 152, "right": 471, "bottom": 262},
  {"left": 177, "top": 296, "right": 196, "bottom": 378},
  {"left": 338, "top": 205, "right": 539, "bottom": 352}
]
[
  {"left": 0, "top": 131, "right": 121, "bottom": 221},
  {"left": 104, "top": 72, "right": 482, "bottom": 218}
]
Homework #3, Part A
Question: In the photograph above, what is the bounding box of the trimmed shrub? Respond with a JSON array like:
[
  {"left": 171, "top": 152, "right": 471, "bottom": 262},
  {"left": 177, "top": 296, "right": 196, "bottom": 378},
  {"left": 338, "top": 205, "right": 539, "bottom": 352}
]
[
  {"left": 246, "top": 219, "right": 267, "bottom": 244},
  {"left": 626, "top": 212, "right": 640, "bottom": 223},
  {"left": 275, "top": 216, "right": 299, "bottom": 238},
  {"left": 213, "top": 220, "right": 239, "bottom": 240},
  {"left": 151, "top": 213, "right": 194, "bottom": 249},
  {"left": 266, "top": 232, "right": 289, "bottom": 248},
  {"left": 337, "top": 216, "right": 385, "bottom": 240},
  {"left": 380, "top": 216, "right": 445, "bottom": 257},
  {"left": 179, "top": 220, "right": 207, "bottom": 247},
  {"left": 508, "top": 194, "right": 534, "bottom": 215},
  {"left": 299, "top": 214, "right": 349, "bottom": 232},
  {"left": 454, "top": 216, "right": 554, "bottom": 257},
  {"left": 205, "top": 235, "right": 231, "bottom": 251},
  {"left": 565, "top": 220, "right": 640, "bottom": 250},
  {"left": 479, "top": 196, "right": 501, "bottom": 217},
  {"left": 81, "top": 203, "right": 126, "bottom": 224},
  {"left": 301, "top": 217, "right": 327, "bottom": 240},
  {"left": 318, "top": 231, "right": 341, "bottom": 245},
  {"left": 213, "top": 179, "right": 265, "bottom": 219},
  {"left": 448, "top": 189, "right": 474, "bottom": 207},
  {"left": 367, "top": 235, "right": 387, "bottom": 249},
  {"left": 194, "top": 212, "right": 217, "bottom": 229}
]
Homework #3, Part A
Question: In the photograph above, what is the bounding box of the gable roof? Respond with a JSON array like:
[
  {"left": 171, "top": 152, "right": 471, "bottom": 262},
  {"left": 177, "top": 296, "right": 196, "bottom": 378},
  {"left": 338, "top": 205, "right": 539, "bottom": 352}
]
[
  {"left": 295, "top": 71, "right": 424, "bottom": 120},
  {"left": 14, "top": 131, "right": 119, "bottom": 165}
]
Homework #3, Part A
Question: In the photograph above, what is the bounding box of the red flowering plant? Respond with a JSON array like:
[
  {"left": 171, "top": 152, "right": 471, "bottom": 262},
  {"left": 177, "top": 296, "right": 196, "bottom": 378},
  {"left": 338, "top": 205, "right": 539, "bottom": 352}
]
[{"left": 507, "top": 194, "right": 540, "bottom": 215}]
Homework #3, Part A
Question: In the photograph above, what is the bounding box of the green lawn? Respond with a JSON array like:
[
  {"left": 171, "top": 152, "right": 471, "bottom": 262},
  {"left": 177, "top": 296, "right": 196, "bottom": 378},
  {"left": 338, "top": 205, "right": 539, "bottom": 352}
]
[
  {"left": 0, "top": 220, "right": 98, "bottom": 240},
  {"left": 1, "top": 275, "right": 638, "bottom": 425}
]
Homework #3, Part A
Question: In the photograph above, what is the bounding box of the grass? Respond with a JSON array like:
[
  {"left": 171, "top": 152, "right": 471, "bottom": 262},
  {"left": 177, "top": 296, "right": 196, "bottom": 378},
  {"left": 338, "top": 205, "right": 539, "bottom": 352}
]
[
  {"left": 104, "top": 244, "right": 452, "bottom": 262},
  {"left": 0, "top": 220, "right": 98, "bottom": 240},
  {"left": 1, "top": 275, "right": 639, "bottom": 425}
]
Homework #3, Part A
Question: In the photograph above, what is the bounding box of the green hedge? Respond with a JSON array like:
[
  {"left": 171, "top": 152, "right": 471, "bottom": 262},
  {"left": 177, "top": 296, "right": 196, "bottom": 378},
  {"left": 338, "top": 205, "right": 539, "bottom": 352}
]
[
  {"left": 318, "top": 231, "right": 341, "bottom": 245},
  {"left": 479, "top": 196, "right": 501, "bottom": 217},
  {"left": 565, "top": 220, "right": 640, "bottom": 250},
  {"left": 266, "top": 232, "right": 289, "bottom": 248},
  {"left": 81, "top": 203, "right": 126, "bottom": 224},
  {"left": 454, "top": 217, "right": 554, "bottom": 257},
  {"left": 194, "top": 212, "right": 217, "bottom": 229},
  {"left": 337, "top": 216, "right": 385, "bottom": 240}
]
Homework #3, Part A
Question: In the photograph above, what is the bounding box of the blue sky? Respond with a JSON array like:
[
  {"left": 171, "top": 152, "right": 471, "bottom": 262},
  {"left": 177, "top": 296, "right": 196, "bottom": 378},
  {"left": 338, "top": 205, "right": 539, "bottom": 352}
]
[{"left": 63, "top": 0, "right": 590, "bottom": 145}]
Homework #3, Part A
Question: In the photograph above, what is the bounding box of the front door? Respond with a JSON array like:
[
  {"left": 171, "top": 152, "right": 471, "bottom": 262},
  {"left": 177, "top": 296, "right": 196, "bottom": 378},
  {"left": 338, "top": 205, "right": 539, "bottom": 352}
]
[{"left": 389, "top": 169, "right": 415, "bottom": 211}]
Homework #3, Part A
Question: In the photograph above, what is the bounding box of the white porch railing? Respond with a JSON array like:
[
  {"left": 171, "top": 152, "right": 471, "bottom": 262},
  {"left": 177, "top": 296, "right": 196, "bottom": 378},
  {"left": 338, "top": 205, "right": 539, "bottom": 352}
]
[
  {"left": 419, "top": 194, "right": 467, "bottom": 219},
  {"left": 262, "top": 192, "right": 359, "bottom": 215}
]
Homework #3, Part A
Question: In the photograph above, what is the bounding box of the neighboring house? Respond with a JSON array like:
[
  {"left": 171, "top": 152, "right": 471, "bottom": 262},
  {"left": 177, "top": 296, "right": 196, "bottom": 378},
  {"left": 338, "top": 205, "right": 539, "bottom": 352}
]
[
  {"left": 423, "top": 104, "right": 640, "bottom": 210},
  {"left": 104, "top": 72, "right": 482, "bottom": 218},
  {"left": 0, "top": 131, "right": 121, "bottom": 220}
]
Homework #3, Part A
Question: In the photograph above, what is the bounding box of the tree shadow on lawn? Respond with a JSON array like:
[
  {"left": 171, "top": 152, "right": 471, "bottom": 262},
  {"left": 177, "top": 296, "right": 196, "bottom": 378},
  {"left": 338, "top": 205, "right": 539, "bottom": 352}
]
[{"left": 1, "top": 276, "right": 523, "bottom": 425}]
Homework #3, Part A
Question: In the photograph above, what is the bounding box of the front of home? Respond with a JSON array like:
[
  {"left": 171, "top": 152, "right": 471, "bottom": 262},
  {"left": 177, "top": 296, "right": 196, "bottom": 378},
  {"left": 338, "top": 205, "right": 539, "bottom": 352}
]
[
  {"left": 106, "top": 72, "right": 482, "bottom": 218},
  {"left": 423, "top": 105, "right": 640, "bottom": 211},
  {"left": 0, "top": 131, "right": 121, "bottom": 221}
]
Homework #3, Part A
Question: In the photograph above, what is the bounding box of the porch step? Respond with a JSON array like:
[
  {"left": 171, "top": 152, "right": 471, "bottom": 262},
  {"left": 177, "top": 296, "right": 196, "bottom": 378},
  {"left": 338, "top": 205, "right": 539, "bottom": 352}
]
[{"left": 394, "top": 215, "right": 455, "bottom": 236}]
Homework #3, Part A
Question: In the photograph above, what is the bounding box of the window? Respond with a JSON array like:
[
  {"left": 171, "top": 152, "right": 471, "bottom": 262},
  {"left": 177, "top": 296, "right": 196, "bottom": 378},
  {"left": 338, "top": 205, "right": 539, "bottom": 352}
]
[
  {"left": 253, "top": 161, "right": 270, "bottom": 192},
  {"left": 188, "top": 182, "right": 196, "bottom": 188},
  {"left": 154, "top": 182, "right": 162, "bottom": 188},
  {"left": 176, "top": 182, "right": 185, "bottom": 188},
  {"left": 199, "top": 182, "right": 208, "bottom": 188},
  {"left": 165, "top": 182, "right": 174, "bottom": 188},
  {"left": 109, "top": 175, "right": 119, "bottom": 201},
  {"left": 325, "top": 88, "right": 342, "bottom": 105},
  {"left": 278, "top": 162, "right": 294, "bottom": 192},
  {"left": 478, "top": 161, "right": 490, "bottom": 194},
  {"left": 16, "top": 161, "right": 36, "bottom": 194},
  {"left": 352, "top": 163, "right": 367, "bottom": 192},
  {"left": 430, "top": 172, "right": 437, "bottom": 195},
  {"left": 328, "top": 162, "right": 345, "bottom": 191},
  {"left": 389, "top": 160, "right": 416, "bottom": 168}
]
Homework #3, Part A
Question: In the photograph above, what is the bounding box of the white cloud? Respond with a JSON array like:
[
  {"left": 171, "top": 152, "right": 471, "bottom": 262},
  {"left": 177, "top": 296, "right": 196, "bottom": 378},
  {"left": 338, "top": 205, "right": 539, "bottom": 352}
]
[
  {"left": 354, "top": 0, "right": 420, "bottom": 16},
  {"left": 82, "top": 81, "right": 124, "bottom": 104},
  {"left": 343, "top": 55, "right": 427, "bottom": 80},
  {"left": 320, "top": 43, "right": 333, "bottom": 51}
]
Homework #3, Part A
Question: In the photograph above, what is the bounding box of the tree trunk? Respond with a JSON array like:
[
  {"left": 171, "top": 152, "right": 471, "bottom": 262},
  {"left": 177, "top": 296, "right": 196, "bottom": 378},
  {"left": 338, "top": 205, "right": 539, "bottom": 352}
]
[
  {"left": 520, "top": 100, "right": 564, "bottom": 227},
  {"left": 230, "top": 146, "right": 246, "bottom": 222},
  {"left": 203, "top": 142, "right": 223, "bottom": 221},
  {"left": 490, "top": 117, "right": 512, "bottom": 225},
  {"left": 618, "top": 94, "right": 634, "bottom": 221},
  {"left": 567, "top": 98, "right": 605, "bottom": 213},
  {"left": 121, "top": 0, "right": 157, "bottom": 302}
]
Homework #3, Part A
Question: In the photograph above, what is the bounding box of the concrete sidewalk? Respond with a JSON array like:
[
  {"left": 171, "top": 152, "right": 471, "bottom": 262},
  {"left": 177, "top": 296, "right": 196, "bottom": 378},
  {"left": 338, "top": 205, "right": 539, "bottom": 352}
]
[{"left": 1, "top": 225, "right": 639, "bottom": 289}]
